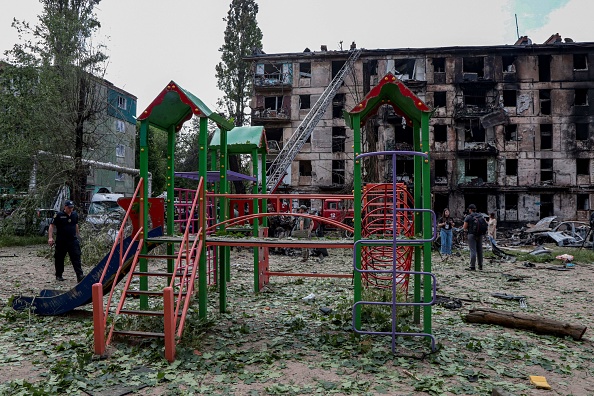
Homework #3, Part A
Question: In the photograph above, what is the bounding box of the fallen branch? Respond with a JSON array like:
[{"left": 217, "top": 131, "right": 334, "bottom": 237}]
[{"left": 465, "top": 308, "right": 587, "bottom": 340}]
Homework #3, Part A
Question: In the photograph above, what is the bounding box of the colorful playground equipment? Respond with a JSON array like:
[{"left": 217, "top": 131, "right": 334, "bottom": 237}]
[
  {"left": 12, "top": 73, "right": 437, "bottom": 361},
  {"left": 345, "top": 74, "right": 437, "bottom": 350}
]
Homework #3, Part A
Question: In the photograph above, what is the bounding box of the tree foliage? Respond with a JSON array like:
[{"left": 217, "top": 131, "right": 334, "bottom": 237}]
[
  {"left": 215, "top": 0, "right": 262, "bottom": 127},
  {"left": 135, "top": 125, "right": 168, "bottom": 196},
  {"left": 1, "top": 0, "right": 109, "bottom": 206},
  {"left": 215, "top": 0, "right": 263, "bottom": 193}
]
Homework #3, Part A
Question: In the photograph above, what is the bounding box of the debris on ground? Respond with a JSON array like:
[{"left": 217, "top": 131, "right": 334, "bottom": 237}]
[
  {"left": 530, "top": 245, "right": 552, "bottom": 255},
  {"left": 491, "top": 292, "right": 528, "bottom": 308},
  {"left": 529, "top": 375, "right": 552, "bottom": 390}
]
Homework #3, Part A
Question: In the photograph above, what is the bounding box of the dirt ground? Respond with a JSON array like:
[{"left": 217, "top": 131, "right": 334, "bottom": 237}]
[{"left": 0, "top": 242, "right": 593, "bottom": 395}]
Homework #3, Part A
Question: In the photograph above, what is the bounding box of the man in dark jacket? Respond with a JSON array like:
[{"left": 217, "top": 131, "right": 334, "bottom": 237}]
[
  {"left": 48, "top": 200, "right": 84, "bottom": 282},
  {"left": 590, "top": 211, "right": 594, "bottom": 251},
  {"left": 463, "top": 204, "right": 483, "bottom": 271}
]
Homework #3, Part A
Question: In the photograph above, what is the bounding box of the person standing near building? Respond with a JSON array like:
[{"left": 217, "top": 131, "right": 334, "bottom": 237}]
[
  {"left": 488, "top": 212, "right": 497, "bottom": 246},
  {"left": 463, "top": 204, "right": 483, "bottom": 271},
  {"left": 295, "top": 205, "right": 313, "bottom": 262},
  {"left": 590, "top": 210, "right": 594, "bottom": 251},
  {"left": 438, "top": 208, "right": 454, "bottom": 257},
  {"left": 48, "top": 200, "right": 85, "bottom": 282}
]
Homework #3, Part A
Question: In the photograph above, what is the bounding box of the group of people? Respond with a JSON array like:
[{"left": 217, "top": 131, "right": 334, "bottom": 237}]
[
  {"left": 49, "top": 199, "right": 502, "bottom": 280},
  {"left": 438, "top": 204, "right": 497, "bottom": 271},
  {"left": 295, "top": 204, "right": 328, "bottom": 262}
]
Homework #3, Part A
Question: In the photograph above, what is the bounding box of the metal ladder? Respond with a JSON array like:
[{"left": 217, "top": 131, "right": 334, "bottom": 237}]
[{"left": 266, "top": 48, "right": 362, "bottom": 192}]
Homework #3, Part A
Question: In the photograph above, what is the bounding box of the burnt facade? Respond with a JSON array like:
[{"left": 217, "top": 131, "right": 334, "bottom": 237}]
[{"left": 248, "top": 36, "right": 594, "bottom": 224}]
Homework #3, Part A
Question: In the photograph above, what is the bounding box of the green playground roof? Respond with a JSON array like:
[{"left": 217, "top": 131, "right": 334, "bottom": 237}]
[
  {"left": 138, "top": 81, "right": 233, "bottom": 131},
  {"left": 210, "top": 126, "right": 268, "bottom": 154},
  {"left": 344, "top": 72, "right": 432, "bottom": 128}
]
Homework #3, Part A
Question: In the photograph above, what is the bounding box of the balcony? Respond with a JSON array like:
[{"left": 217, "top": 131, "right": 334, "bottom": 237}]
[
  {"left": 253, "top": 73, "right": 292, "bottom": 91},
  {"left": 457, "top": 142, "right": 498, "bottom": 156},
  {"left": 251, "top": 107, "right": 291, "bottom": 124}
]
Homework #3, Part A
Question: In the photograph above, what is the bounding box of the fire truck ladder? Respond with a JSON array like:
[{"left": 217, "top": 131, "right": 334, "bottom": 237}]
[{"left": 266, "top": 48, "right": 362, "bottom": 192}]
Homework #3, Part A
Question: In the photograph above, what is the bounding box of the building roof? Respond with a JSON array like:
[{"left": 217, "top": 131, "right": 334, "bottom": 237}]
[
  {"left": 245, "top": 41, "right": 594, "bottom": 62},
  {"left": 344, "top": 72, "right": 431, "bottom": 128},
  {"left": 138, "top": 81, "right": 233, "bottom": 131},
  {"left": 210, "top": 126, "right": 268, "bottom": 154}
]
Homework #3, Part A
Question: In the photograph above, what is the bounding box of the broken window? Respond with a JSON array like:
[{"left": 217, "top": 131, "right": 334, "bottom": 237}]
[
  {"left": 393, "top": 159, "right": 414, "bottom": 182},
  {"left": 502, "top": 56, "right": 516, "bottom": 72},
  {"left": 332, "top": 127, "right": 346, "bottom": 153},
  {"left": 574, "top": 89, "right": 588, "bottom": 106},
  {"left": 255, "top": 63, "right": 292, "bottom": 86},
  {"left": 333, "top": 93, "right": 345, "bottom": 118},
  {"left": 264, "top": 64, "right": 282, "bottom": 80},
  {"left": 540, "top": 194, "right": 554, "bottom": 218},
  {"left": 332, "top": 160, "right": 345, "bottom": 184},
  {"left": 574, "top": 54, "right": 588, "bottom": 70},
  {"left": 464, "top": 120, "right": 486, "bottom": 142},
  {"left": 538, "top": 55, "right": 551, "bottom": 82},
  {"left": 299, "top": 62, "right": 311, "bottom": 78},
  {"left": 433, "top": 193, "right": 449, "bottom": 216},
  {"left": 465, "top": 159, "right": 488, "bottom": 182},
  {"left": 299, "top": 160, "right": 312, "bottom": 177},
  {"left": 367, "top": 60, "right": 378, "bottom": 76},
  {"left": 576, "top": 122, "right": 589, "bottom": 140},
  {"left": 395, "top": 124, "right": 414, "bottom": 146},
  {"left": 506, "top": 159, "right": 518, "bottom": 176},
  {"left": 463, "top": 57, "right": 484, "bottom": 79},
  {"left": 265, "top": 127, "right": 283, "bottom": 151},
  {"left": 505, "top": 124, "right": 517, "bottom": 141},
  {"left": 505, "top": 194, "right": 518, "bottom": 210},
  {"left": 332, "top": 60, "right": 346, "bottom": 79},
  {"left": 540, "top": 159, "right": 554, "bottom": 182},
  {"left": 502, "top": 90, "right": 517, "bottom": 107},
  {"left": 540, "top": 124, "right": 552, "bottom": 150},
  {"left": 463, "top": 87, "right": 487, "bottom": 106},
  {"left": 264, "top": 96, "right": 284, "bottom": 111},
  {"left": 434, "top": 91, "right": 447, "bottom": 107},
  {"left": 539, "top": 89, "right": 551, "bottom": 115},
  {"left": 433, "top": 124, "right": 447, "bottom": 142},
  {"left": 576, "top": 158, "right": 590, "bottom": 175},
  {"left": 433, "top": 58, "right": 445, "bottom": 73},
  {"left": 393, "top": 59, "right": 416, "bottom": 80},
  {"left": 434, "top": 160, "right": 447, "bottom": 184},
  {"left": 299, "top": 95, "right": 310, "bottom": 109},
  {"left": 577, "top": 194, "right": 590, "bottom": 210}
]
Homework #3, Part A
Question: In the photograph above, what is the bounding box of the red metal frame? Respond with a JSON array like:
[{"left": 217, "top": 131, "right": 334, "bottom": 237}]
[
  {"left": 361, "top": 183, "right": 415, "bottom": 291},
  {"left": 93, "top": 179, "right": 146, "bottom": 356}
]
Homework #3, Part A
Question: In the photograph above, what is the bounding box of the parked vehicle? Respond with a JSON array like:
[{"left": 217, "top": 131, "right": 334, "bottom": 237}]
[
  {"left": 86, "top": 192, "right": 125, "bottom": 228},
  {"left": 35, "top": 208, "right": 57, "bottom": 236},
  {"left": 320, "top": 198, "right": 354, "bottom": 237}
]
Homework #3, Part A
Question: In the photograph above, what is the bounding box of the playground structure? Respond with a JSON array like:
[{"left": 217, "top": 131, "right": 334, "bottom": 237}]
[{"left": 12, "top": 73, "right": 437, "bottom": 361}]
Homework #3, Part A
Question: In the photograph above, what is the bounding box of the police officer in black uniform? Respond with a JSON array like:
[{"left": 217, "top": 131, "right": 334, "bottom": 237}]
[{"left": 48, "top": 200, "right": 84, "bottom": 282}]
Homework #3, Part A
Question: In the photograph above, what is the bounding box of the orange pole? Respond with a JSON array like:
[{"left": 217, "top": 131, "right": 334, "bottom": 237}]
[
  {"left": 163, "top": 286, "right": 175, "bottom": 362},
  {"left": 92, "top": 283, "right": 105, "bottom": 356}
]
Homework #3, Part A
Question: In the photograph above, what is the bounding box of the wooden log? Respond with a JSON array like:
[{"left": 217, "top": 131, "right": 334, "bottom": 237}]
[{"left": 465, "top": 308, "right": 587, "bottom": 340}]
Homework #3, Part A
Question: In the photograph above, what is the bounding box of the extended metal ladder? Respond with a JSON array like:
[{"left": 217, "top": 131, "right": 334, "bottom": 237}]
[{"left": 266, "top": 48, "right": 362, "bottom": 192}]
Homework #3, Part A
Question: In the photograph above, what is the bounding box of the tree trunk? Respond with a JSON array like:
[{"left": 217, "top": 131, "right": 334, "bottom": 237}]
[
  {"left": 73, "top": 76, "right": 88, "bottom": 207},
  {"left": 228, "top": 155, "right": 245, "bottom": 194},
  {"left": 465, "top": 308, "right": 587, "bottom": 340}
]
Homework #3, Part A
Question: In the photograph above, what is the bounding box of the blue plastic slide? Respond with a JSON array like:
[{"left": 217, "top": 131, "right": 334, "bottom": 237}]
[{"left": 12, "top": 227, "right": 163, "bottom": 315}]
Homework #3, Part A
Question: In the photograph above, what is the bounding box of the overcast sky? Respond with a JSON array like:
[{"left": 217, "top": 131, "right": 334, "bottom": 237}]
[{"left": 1, "top": 0, "right": 592, "bottom": 114}]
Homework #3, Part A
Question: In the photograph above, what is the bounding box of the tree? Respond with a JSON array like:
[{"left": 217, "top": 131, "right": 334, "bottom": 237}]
[
  {"left": 2, "top": 0, "right": 109, "bottom": 207},
  {"left": 215, "top": 0, "right": 263, "bottom": 193},
  {"left": 135, "top": 124, "right": 168, "bottom": 196}
]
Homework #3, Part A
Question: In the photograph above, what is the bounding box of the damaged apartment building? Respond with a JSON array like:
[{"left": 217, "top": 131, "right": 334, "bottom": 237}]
[{"left": 247, "top": 34, "right": 594, "bottom": 225}]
